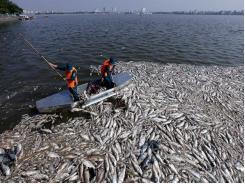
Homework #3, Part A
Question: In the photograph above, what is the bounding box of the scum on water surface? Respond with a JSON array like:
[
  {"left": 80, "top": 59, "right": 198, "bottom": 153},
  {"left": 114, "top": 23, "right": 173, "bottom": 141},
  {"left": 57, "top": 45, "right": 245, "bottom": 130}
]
[{"left": 0, "top": 61, "right": 244, "bottom": 182}]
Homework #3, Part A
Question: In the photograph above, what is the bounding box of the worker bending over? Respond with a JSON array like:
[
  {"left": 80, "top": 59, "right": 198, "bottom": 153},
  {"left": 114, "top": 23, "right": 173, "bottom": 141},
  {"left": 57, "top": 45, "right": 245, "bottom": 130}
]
[
  {"left": 100, "top": 57, "right": 116, "bottom": 89},
  {"left": 48, "top": 62, "right": 80, "bottom": 102}
]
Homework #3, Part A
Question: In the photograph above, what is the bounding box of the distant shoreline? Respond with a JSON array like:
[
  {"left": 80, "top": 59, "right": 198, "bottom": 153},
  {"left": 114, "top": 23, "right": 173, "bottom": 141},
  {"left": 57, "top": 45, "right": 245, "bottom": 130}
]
[
  {"left": 35, "top": 12, "right": 244, "bottom": 16},
  {"left": 0, "top": 15, "right": 19, "bottom": 24},
  {"left": 34, "top": 10, "right": 244, "bottom": 16}
]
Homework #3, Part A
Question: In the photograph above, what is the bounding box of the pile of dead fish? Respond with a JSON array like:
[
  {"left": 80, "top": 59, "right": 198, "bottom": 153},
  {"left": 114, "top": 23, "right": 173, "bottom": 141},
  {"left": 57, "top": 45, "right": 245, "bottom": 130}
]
[{"left": 0, "top": 61, "right": 243, "bottom": 182}]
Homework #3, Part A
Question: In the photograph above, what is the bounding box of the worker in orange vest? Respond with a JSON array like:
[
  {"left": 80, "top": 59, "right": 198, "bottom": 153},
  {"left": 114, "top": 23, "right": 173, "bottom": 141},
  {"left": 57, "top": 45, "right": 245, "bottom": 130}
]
[
  {"left": 100, "top": 57, "right": 116, "bottom": 90},
  {"left": 48, "top": 62, "right": 80, "bottom": 102}
]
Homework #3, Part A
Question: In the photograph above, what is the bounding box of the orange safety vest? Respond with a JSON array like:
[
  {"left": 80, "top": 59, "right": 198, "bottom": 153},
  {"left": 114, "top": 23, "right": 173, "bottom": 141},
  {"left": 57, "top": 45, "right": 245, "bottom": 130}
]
[
  {"left": 101, "top": 59, "right": 112, "bottom": 78},
  {"left": 65, "top": 67, "right": 78, "bottom": 88}
]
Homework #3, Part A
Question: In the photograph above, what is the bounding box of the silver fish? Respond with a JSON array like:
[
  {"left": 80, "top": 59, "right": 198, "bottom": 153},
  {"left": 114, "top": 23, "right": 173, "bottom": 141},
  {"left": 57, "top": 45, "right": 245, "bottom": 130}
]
[
  {"left": 47, "top": 152, "right": 60, "bottom": 158},
  {"left": 0, "top": 163, "right": 10, "bottom": 176},
  {"left": 82, "top": 159, "right": 95, "bottom": 169},
  {"left": 118, "top": 165, "right": 126, "bottom": 183}
]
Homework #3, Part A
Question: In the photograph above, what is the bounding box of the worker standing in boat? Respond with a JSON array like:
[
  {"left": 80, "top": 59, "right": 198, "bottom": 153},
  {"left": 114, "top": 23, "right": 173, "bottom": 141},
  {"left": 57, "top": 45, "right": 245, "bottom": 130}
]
[
  {"left": 100, "top": 57, "right": 116, "bottom": 90},
  {"left": 48, "top": 62, "right": 80, "bottom": 102}
]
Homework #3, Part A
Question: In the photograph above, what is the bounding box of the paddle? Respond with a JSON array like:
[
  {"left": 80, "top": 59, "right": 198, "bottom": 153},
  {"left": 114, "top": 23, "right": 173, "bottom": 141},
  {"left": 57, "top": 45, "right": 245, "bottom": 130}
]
[{"left": 18, "top": 33, "right": 65, "bottom": 81}]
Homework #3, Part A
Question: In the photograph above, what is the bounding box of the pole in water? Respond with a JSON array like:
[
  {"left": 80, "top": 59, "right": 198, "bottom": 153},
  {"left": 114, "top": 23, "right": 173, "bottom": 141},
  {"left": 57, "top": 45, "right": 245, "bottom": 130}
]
[{"left": 18, "top": 33, "right": 65, "bottom": 81}]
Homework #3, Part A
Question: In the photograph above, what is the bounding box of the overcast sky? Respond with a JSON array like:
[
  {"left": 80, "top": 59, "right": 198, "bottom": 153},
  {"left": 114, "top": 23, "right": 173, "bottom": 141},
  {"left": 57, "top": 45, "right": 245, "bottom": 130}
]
[{"left": 12, "top": 0, "right": 244, "bottom": 12}]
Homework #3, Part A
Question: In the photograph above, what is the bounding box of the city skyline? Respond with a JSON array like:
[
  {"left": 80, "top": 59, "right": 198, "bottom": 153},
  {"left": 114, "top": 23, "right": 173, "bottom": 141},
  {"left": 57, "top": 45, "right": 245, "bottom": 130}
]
[{"left": 12, "top": 0, "right": 244, "bottom": 12}]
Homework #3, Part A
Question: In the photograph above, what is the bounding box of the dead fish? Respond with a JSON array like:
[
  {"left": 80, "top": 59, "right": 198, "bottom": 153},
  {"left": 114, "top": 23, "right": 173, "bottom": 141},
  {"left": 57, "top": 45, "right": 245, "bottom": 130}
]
[
  {"left": 57, "top": 162, "right": 68, "bottom": 174},
  {"left": 176, "top": 120, "right": 185, "bottom": 128},
  {"left": 101, "top": 128, "right": 109, "bottom": 137},
  {"left": 96, "top": 165, "right": 105, "bottom": 182},
  {"left": 152, "top": 117, "right": 167, "bottom": 123},
  {"left": 108, "top": 153, "right": 117, "bottom": 167},
  {"left": 168, "top": 163, "right": 178, "bottom": 175},
  {"left": 116, "top": 126, "right": 122, "bottom": 137},
  {"left": 167, "top": 155, "right": 185, "bottom": 163},
  {"left": 78, "top": 164, "right": 84, "bottom": 182},
  {"left": 71, "top": 108, "right": 98, "bottom": 116},
  {"left": 82, "top": 159, "right": 95, "bottom": 169},
  {"left": 189, "top": 169, "right": 201, "bottom": 179},
  {"left": 83, "top": 167, "right": 90, "bottom": 183},
  {"left": 104, "top": 154, "right": 110, "bottom": 176},
  {"left": 119, "top": 131, "right": 131, "bottom": 139},
  {"left": 50, "top": 142, "right": 59, "bottom": 150},
  {"left": 14, "top": 143, "right": 23, "bottom": 157},
  {"left": 162, "top": 120, "right": 172, "bottom": 125},
  {"left": 235, "top": 162, "right": 244, "bottom": 172},
  {"left": 40, "top": 128, "right": 52, "bottom": 134},
  {"left": 32, "top": 173, "right": 49, "bottom": 180},
  {"left": 169, "top": 113, "right": 184, "bottom": 119},
  {"left": 80, "top": 134, "right": 90, "bottom": 141},
  {"left": 0, "top": 163, "right": 10, "bottom": 176},
  {"left": 109, "top": 157, "right": 116, "bottom": 174},
  {"left": 152, "top": 163, "right": 160, "bottom": 182},
  {"left": 201, "top": 177, "right": 209, "bottom": 183},
  {"left": 152, "top": 158, "right": 160, "bottom": 171},
  {"left": 131, "top": 160, "right": 143, "bottom": 176},
  {"left": 142, "top": 178, "right": 154, "bottom": 183},
  {"left": 93, "top": 134, "right": 103, "bottom": 144},
  {"left": 170, "top": 175, "right": 179, "bottom": 183},
  {"left": 21, "top": 170, "right": 40, "bottom": 177},
  {"left": 57, "top": 173, "right": 70, "bottom": 182},
  {"left": 111, "top": 146, "right": 120, "bottom": 161},
  {"left": 0, "top": 148, "right": 5, "bottom": 154},
  {"left": 118, "top": 165, "right": 126, "bottom": 183},
  {"left": 112, "top": 170, "right": 118, "bottom": 183},
  {"left": 47, "top": 152, "right": 60, "bottom": 158},
  {"left": 68, "top": 174, "right": 79, "bottom": 182},
  {"left": 64, "top": 154, "right": 78, "bottom": 159},
  {"left": 103, "top": 133, "right": 112, "bottom": 144}
]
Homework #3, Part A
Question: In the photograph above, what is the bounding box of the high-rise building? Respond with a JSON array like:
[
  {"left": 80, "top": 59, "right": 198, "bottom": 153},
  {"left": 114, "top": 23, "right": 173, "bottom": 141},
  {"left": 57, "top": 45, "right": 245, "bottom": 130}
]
[{"left": 113, "top": 7, "right": 117, "bottom": 13}]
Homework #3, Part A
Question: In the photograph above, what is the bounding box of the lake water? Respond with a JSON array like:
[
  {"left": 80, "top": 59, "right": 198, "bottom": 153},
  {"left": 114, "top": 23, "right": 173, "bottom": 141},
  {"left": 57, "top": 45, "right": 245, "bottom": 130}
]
[{"left": 0, "top": 14, "right": 243, "bottom": 133}]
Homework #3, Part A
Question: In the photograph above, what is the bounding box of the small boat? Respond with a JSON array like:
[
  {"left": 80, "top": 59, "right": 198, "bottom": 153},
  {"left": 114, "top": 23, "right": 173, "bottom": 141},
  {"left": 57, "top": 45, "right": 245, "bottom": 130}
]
[
  {"left": 36, "top": 72, "right": 132, "bottom": 113},
  {"left": 19, "top": 15, "right": 33, "bottom": 20}
]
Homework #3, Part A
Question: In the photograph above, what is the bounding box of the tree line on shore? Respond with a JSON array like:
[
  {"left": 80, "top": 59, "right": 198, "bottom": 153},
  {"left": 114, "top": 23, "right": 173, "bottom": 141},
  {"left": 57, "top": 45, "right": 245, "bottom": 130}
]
[{"left": 0, "top": 0, "right": 22, "bottom": 14}]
